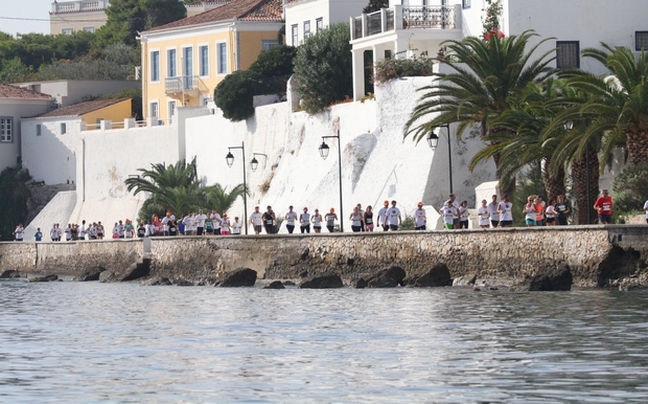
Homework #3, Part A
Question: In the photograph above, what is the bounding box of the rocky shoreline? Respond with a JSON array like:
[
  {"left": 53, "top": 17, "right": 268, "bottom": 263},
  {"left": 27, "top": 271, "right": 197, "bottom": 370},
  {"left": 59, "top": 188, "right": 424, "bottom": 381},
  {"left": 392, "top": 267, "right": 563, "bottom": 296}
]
[{"left": 1, "top": 225, "right": 647, "bottom": 291}]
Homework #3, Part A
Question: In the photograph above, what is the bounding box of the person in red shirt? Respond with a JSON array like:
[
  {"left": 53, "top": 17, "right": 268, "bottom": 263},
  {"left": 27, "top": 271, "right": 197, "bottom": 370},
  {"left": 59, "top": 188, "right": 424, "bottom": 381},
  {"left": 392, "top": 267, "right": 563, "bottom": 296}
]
[{"left": 593, "top": 189, "right": 613, "bottom": 224}]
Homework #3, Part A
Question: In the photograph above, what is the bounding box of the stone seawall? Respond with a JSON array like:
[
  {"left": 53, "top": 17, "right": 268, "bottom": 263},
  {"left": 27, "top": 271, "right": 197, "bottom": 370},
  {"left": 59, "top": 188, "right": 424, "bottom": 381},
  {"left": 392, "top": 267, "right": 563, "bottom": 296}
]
[{"left": 1, "top": 226, "right": 646, "bottom": 287}]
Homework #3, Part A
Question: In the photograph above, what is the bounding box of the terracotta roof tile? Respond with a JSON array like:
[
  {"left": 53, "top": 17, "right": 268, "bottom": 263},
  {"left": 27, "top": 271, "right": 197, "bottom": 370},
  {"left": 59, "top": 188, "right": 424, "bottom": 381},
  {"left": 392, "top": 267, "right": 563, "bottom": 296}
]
[
  {"left": 0, "top": 83, "right": 52, "bottom": 100},
  {"left": 145, "top": 0, "right": 283, "bottom": 32},
  {"left": 38, "top": 98, "right": 130, "bottom": 118}
]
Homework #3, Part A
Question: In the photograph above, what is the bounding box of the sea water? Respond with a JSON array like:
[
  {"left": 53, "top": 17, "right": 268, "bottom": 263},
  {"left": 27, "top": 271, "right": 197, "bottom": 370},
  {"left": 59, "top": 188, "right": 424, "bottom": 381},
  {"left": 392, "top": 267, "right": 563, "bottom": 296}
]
[{"left": 1, "top": 281, "right": 648, "bottom": 403}]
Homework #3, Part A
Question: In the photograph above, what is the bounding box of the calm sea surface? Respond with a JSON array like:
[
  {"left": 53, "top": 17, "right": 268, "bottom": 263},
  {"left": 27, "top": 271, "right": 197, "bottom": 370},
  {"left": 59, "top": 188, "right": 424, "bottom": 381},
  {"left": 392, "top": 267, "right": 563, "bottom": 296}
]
[{"left": 1, "top": 281, "right": 648, "bottom": 403}]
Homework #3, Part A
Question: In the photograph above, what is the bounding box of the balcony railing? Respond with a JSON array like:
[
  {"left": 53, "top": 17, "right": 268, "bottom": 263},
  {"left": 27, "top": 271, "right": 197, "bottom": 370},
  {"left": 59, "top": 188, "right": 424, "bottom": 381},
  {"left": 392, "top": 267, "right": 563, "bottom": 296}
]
[
  {"left": 350, "top": 4, "right": 460, "bottom": 40},
  {"left": 51, "top": 0, "right": 109, "bottom": 13},
  {"left": 165, "top": 75, "right": 209, "bottom": 97}
]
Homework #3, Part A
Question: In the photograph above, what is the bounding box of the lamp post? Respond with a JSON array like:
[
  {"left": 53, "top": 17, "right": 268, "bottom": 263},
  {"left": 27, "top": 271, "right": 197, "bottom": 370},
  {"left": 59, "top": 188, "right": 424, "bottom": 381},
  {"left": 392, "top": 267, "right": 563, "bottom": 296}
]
[
  {"left": 319, "top": 134, "right": 344, "bottom": 232},
  {"left": 564, "top": 120, "right": 591, "bottom": 224},
  {"left": 225, "top": 141, "right": 248, "bottom": 235},
  {"left": 427, "top": 124, "right": 453, "bottom": 194},
  {"left": 250, "top": 153, "right": 267, "bottom": 172}
]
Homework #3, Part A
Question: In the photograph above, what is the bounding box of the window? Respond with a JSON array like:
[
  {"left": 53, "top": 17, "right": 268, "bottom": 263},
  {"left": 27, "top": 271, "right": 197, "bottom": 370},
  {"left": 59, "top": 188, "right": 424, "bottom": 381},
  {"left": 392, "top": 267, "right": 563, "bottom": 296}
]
[
  {"left": 183, "top": 47, "right": 193, "bottom": 89},
  {"left": 168, "top": 101, "right": 176, "bottom": 123},
  {"left": 1, "top": 118, "right": 13, "bottom": 142},
  {"left": 262, "top": 40, "right": 279, "bottom": 51},
  {"left": 291, "top": 24, "right": 298, "bottom": 46},
  {"left": 36, "top": 124, "right": 41, "bottom": 137},
  {"left": 462, "top": 0, "right": 471, "bottom": 9},
  {"left": 304, "top": 21, "right": 311, "bottom": 39},
  {"left": 83, "top": 26, "right": 95, "bottom": 33},
  {"left": 556, "top": 41, "right": 580, "bottom": 69},
  {"left": 151, "top": 50, "right": 160, "bottom": 81},
  {"left": 150, "top": 102, "right": 159, "bottom": 118},
  {"left": 167, "top": 49, "right": 177, "bottom": 77},
  {"left": 316, "top": 18, "right": 323, "bottom": 33},
  {"left": 61, "top": 28, "right": 73, "bottom": 35},
  {"left": 217, "top": 43, "right": 227, "bottom": 74},
  {"left": 199, "top": 45, "right": 209, "bottom": 76},
  {"left": 636, "top": 31, "right": 648, "bottom": 51},
  {"left": 60, "top": 123, "right": 67, "bottom": 135}
]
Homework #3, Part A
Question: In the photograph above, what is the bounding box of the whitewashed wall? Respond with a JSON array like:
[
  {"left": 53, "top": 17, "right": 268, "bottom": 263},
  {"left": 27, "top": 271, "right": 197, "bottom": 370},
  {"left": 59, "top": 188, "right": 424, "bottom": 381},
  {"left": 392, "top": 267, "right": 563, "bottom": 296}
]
[
  {"left": 0, "top": 99, "right": 52, "bottom": 171},
  {"left": 286, "top": 0, "right": 366, "bottom": 46}
]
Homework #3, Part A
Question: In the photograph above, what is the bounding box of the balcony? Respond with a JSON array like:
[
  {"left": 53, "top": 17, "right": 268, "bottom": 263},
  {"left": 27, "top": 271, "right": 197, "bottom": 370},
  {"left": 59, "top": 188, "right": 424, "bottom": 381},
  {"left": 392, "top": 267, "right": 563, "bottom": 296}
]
[
  {"left": 51, "top": 0, "right": 109, "bottom": 13},
  {"left": 351, "top": 5, "right": 461, "bottom": 41},
  {"left": 165, "top": 76, "right": 209, "bottom": 99}
]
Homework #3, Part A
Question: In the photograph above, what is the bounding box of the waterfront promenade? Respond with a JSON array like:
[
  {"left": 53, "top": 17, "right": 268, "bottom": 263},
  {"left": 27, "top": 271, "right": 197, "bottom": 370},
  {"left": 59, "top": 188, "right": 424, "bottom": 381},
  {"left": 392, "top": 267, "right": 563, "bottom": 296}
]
[{"left": 1, "top": 225, "right": 647, "bottom": 288}]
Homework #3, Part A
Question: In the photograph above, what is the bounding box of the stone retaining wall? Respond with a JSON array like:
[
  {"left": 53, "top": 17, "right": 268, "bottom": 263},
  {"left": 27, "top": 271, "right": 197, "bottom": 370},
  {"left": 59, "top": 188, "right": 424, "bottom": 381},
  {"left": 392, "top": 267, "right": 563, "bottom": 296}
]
[{"left": 1, "top": 226, "right": 645, "bottom": 287}]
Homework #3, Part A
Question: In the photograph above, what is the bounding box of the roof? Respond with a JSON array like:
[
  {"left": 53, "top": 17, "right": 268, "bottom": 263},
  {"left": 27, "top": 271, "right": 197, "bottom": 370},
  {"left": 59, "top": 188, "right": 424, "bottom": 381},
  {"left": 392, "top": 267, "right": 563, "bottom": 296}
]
[
  {"left": 0, "top": 83, "right": 52, "bottom": 100},
  {"left": 37, "top": 98, "right": 130, "bottom": 118},
  {"left": 145, "top": 0, "right": 283, "bottom": 33}
]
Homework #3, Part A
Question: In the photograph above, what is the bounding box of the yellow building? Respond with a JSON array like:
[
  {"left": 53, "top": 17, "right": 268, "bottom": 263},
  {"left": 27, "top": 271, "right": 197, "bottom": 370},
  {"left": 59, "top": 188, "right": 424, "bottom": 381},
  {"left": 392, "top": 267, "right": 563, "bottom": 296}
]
[{"left": 138, "top": 0, "right": 284, "bottom": 122}]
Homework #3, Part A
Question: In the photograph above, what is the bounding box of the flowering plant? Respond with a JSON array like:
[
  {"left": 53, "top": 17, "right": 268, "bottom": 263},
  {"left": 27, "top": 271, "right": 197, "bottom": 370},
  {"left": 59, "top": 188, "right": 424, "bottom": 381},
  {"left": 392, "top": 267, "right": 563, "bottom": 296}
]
[{"left": 482, "top": 0, "right": 504, "bottom": 40}]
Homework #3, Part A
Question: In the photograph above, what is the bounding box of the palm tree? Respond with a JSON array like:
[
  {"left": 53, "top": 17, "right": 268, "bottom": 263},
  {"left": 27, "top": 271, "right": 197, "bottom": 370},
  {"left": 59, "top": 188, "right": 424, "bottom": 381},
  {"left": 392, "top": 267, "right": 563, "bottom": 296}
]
[
  {"left": 205, "top": 183, "right": 247, "bottom": 215},
  {"left": 125, "top": 157, "right": 199, "bottom": 196},
  {"left": 568, "top": 44, "right": 648, "bottom": 167},
  {"left": 469, "top": 79, "right": 569, "bottom": 202},
  {"left": 403, "top": 30, "right": 555, "bottom": 195}
]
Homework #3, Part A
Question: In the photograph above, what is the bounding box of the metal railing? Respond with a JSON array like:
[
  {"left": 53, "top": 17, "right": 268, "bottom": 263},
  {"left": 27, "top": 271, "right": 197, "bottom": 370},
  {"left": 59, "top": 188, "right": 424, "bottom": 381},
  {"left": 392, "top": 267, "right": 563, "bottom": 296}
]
[
  {"left": 351, "top": 5, "right": 459, "bottom": 40},
  {"left": 164, "top": 75, "right": 209, "bottom": 95}
]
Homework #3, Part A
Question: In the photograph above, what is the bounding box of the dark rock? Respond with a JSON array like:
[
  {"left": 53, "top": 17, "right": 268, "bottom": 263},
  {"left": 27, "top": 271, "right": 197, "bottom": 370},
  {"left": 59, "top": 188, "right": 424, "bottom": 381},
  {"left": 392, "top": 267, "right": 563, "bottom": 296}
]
[
  {"left": 299, "top": 270, "right": 308, "bottom": 278},
  {"left": 366, "top": 266, "right": 406, "bottom": 288},
  {"left": 28, "top": 274, "right": 58, "bottom": 282},
  {"left": 76, "top": 267, "right": 104, "bottom": 281},
  {"left": 299, "top": 274, "right": 344, "bottom": 289},
  {"left": 523, "top": 265, "right": 573, "bottom": 291},
  {"left": 122, "top": 259, "right": 151, "bottom": 282},
  {"left": 283, "top": 280, "right": 296, "bottom": 286},
  {"left": 452, "top": 274, "right": 477, "bottom": 287},
  {"left": 264, "top": 280, "right": 285, "bottom": 289},
  {"left": 412, "top": 264, "right": 451, "bottom": 287},
  {"left": 300, "top": 247, "right": 309, "bottom": 260},
  {"left": 175, "top": 279, "right": 194, "bottom": 286},
  {"left": 351, "top": 278, "right": 368, "bottom": 289},
  {"left": 218, "top": 268, "right": 257, "bottom": 287},
  {"left": 1, "top": 270, "right": 21, "bottom": 278}
]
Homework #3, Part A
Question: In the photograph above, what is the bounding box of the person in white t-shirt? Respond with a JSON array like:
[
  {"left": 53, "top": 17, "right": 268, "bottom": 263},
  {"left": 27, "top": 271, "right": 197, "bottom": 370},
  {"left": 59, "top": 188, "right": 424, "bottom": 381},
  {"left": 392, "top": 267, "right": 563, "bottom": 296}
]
[
  {"left": 311, "top": 209, "right": 323, "bottom": 233},
  {"left": 210, "top": 210, "right": 222, "bottom": 235},
  {"left": 231, "top": 217, "right": 242, "bottom": 235},
  {"left": 477, "top": 199, "right": 490, "bottom": 229},
  {"left": 249, "top": 206, "right": 263, "bottom": 235},
  {"left": 13, "top": 224, "right": 24, "bottom": 241},
  {"left": 220, "top": 213, "right": 231, "bottom": 235},
  {"left": 442, "top": 201, "right": 456, "bottom": 230},
  {"left": 643, "top": 199, "right": 648, "bottom": 224},
  {"left": 377, "top": 200, "right": 390, "bottom": 231},
  {"left": 195, "top": 209, "right": 207, "bottom": 235},
  {"left": 498, "top": 194, "right": 514, "bottom": 227},
  {"left": 299, "top": 207, "right": 311, "bottom": 234},
  {"left": 487, "top": 194, "right": 500, "bottom": 228},
  {"left": 414, "top": 202, "right": 426, "bottom": 230},
  {"left": 284, "top": 206, "right": 298, "bottom": 234},
  {"left": 386, "top": 200, "right": 402, "bottom": 230},
  {"left": 459, "top": 200, "right": 470, "bottom": 229}
]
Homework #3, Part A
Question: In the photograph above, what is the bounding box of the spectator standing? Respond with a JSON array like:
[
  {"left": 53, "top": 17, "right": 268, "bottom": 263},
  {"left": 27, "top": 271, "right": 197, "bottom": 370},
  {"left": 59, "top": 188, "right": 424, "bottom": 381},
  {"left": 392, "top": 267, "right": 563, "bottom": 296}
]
[
  {"left": 594, "top": 189, "right": 613, "bottom": 224},
  {"left": 34, "top": 228, "right": 43, "bottom": 242},
  {"left": 13, "top": 224, "right": 24, "bottom": 241}
]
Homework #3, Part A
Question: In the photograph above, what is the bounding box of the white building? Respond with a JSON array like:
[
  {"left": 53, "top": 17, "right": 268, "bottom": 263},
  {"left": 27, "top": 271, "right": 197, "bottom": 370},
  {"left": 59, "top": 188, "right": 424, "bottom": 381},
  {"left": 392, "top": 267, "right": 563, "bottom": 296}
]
[
  {"left": 350, "top": 0, "right": 648, "bottom": 99},
  {"left": 284, "top": 0, "right": 367, "bottom": 46},
  {"left": 16, "top": 80, "right": 140, "bottom": 108}
]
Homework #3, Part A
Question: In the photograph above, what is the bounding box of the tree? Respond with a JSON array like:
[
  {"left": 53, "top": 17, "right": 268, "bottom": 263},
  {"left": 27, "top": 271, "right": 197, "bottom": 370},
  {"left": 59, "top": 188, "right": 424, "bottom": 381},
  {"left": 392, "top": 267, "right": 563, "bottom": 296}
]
[
  {"left": 363, "top": 0, "right": 388, "bottom": 13},
  {"left": 94, "top": 0, "right": 186, "bottom": 48},
  {"left": 214, "top": 71, "right": 256, "bottom": 121},
  {"left": 403, "top": 30, "right": 555, "bottom": 195},
  {"left": 0, "top": 168, "right": 31, "bottom": 241},
  {"left": 568, "top": 44, "right": 648, "bottom": 167},
  {"left": 205, "top": 183, "right": 247, "bottom": 215},
  {"left": 293, "top": 23, "right": 353, "bottom": 115}
]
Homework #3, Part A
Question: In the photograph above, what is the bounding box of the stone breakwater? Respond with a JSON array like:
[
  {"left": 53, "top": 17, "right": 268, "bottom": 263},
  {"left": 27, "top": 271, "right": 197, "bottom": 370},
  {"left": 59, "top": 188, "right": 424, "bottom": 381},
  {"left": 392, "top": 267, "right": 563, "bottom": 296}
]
[{"left": 1, "top": 225, "right": 647, "bottom": 288}]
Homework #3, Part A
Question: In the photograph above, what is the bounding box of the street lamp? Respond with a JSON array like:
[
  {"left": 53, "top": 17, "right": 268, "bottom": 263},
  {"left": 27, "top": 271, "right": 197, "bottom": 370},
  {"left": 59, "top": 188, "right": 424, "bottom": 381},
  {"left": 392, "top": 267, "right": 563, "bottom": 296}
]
[
  {"left": 427, "top": 124, "right": 453, "bottom": 194},
  {"left": 250, "top": 153, "right": 267, "bottom": 172},
  {"left": 564, "top": 120, "right": 591, "bottom": 224},
  {"left": 225, "top": 141, "right": 248, "bottom": 235},
  {"left": 319, "top": 134, "right": 344, "bottom": 232}
]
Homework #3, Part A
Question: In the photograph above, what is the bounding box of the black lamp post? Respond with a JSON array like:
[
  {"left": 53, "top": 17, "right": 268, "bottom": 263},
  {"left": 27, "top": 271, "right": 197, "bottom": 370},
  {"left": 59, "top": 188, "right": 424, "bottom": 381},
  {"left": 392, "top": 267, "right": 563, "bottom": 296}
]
[
  {"left": 427, "top": 124, "right": 453, "bottom": 194},
  {"left": 319, "top": 135, "right": 344, "bottom": 232},
  {"left": 250, "top": 153, "right": 267, "bottom": 172},
  {"left": 226, "top": 141, "right": 248, "bottom": 235}
]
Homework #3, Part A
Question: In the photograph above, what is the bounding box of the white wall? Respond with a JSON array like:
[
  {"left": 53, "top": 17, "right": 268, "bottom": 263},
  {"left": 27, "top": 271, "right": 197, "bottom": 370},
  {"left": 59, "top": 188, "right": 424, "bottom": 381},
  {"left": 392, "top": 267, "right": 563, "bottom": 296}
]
[
  {"left": 286, "top": 0, "right": 366, "bottom": 46},
  {"left": 16, "top": 80, "right": 140, "bottom": 107},
  {"left": 0, "top": 99, "right": 53, "bottom": 171},
  {"left": 21, "top": 118, "right": 81, "bottom": 185}
]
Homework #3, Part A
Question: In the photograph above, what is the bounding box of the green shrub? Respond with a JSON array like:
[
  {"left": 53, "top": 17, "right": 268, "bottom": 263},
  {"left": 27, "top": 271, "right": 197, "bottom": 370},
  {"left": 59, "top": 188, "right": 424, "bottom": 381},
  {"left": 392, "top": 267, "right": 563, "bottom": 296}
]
[
  {"left": 612, "top": 164, "right": 648, "bottom": 214},
  {"left": 373, "top": 56, "right": 436, "bottom": 84},
  {"left": 293, "top": 23, "right": 352, "bottom": 115},
  {"left": 214, "top": 70, "right": 255, "bottom": 121},
  {"left": 400, "top": 215, "right": 415, "bottom": 230},
  {"left": 0, "top": 168, "right": 32, "bottom": 241}
]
